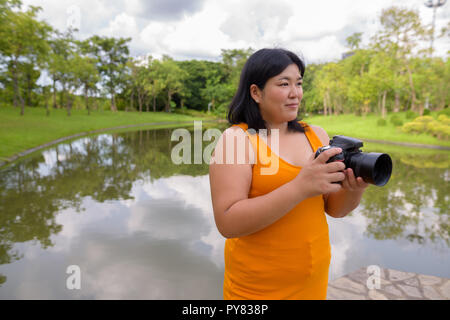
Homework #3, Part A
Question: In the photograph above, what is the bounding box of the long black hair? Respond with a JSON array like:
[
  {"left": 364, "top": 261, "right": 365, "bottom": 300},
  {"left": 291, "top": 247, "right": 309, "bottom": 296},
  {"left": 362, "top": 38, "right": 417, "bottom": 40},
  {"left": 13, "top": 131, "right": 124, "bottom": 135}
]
[{"left": 227, "top": 48, "right": 306, "bottom": 133}]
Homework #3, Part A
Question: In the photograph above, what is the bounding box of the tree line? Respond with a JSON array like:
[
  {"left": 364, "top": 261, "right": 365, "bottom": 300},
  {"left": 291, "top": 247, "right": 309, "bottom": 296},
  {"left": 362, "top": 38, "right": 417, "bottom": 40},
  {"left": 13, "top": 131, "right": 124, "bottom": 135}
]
[
  {"left": 0, "top": 0, "right": 448, "bottom": 117},
  {"left": 303, "top": 6, "right": 450, "bottom": 118}
]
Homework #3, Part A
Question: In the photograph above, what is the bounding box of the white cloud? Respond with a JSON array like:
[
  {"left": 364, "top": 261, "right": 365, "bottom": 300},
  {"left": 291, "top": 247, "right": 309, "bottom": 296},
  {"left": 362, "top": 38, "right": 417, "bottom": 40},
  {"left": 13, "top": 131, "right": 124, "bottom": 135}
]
[
  {"left": 163, "top": 7, "right": 233, "bottom": 59},
  {"left": 296, "top": 35, "right": 346, "bottom": 64},
  {"left": 20, "top": 0, "right": 450, "bottom": 62},
  {"left": 100, "top": 12, "right": 139, "bottom": 39},
  {"left": 327, "top": 212, "right": 369, "bottom": 280},
  {"left": 138, "top": 21, "right": 171, "bottom": 58},
  {"left": 134, "top": 174, "right": 225, "bottom": 267}
]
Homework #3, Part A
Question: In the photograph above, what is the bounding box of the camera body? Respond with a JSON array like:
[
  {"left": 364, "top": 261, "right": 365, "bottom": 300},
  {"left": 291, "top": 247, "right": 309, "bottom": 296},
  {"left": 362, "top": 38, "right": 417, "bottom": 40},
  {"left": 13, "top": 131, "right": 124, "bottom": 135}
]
[
  {"left": 315, "top": 135, "right": 363, "bottom": 164},
  {"left": 315, "top": 135, "right": 392, "bottom": 187}
]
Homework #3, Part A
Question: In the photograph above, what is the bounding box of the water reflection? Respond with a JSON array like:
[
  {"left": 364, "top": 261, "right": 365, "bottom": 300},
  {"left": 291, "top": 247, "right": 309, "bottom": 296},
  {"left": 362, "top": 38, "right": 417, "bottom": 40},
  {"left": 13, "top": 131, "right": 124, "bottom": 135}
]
[
  {"left": 0, "top": 125, "right": 448, "bottom": 298},
  {"left": 359, "top": 148, "right": 449, "bottom": 246}
]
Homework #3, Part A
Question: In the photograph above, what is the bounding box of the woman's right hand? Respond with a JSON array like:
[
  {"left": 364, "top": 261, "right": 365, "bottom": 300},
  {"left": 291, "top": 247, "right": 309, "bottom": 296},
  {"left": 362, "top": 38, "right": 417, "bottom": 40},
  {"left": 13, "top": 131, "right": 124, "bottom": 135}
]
[{"left": 294, "top": 147, "right": 346, "bottom": 198}]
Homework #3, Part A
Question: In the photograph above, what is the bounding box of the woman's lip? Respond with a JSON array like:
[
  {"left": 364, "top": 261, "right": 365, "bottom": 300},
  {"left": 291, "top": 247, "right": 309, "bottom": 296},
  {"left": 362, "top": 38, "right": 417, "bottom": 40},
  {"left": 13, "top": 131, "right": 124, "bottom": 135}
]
[{"left": 286, "top": 104, "right": 298, "bottom": 108}]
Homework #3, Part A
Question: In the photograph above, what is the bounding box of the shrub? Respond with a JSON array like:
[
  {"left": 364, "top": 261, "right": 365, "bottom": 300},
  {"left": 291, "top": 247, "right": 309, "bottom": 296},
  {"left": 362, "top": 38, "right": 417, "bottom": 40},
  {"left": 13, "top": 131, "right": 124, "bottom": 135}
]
[
  {"left": 437, "top": 114, "right": 450, "bottom": 126},
  {"left": 427, "top": 123, "right": 450, "bottom": 140},
  {"left": 402, "top": 115, "right": 449, "bottom": 140},
  {"left": 377, "top": 119, "right": 387, "bottom": 126},
  {"left": 405, "top": 110, "right": 418, "bottom": 119},
  {"left": 414, "top": 116, "right": 434, "bottom": 124},
  {"left": 437, "top": 108, "right": 450, "bottom": 117},
  {"left": 390, "top": 115, "right": 403, "bottom": 126},
  {"left": 402, "top": 122, "right": 419, "bottom": 134},
  {"left": 422, "top": 109, "right": 431, "bottom": 116},
  {"left": 212, "top": 102, "right": 229, "bottom": 118}
]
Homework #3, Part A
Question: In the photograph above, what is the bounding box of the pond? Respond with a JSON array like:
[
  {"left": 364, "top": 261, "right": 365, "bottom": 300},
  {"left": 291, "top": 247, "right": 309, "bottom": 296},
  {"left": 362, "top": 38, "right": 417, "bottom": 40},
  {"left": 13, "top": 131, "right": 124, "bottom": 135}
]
[{"left": 0, "top": 123, "right": 448, "bottom": 299}]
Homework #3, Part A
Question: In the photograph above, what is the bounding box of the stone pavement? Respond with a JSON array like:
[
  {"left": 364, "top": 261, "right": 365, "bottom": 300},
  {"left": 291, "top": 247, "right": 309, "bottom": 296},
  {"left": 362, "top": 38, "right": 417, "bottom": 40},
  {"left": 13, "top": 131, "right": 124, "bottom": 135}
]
[{"left": 327, "top": 266, "right": 450, "bottom": 300}]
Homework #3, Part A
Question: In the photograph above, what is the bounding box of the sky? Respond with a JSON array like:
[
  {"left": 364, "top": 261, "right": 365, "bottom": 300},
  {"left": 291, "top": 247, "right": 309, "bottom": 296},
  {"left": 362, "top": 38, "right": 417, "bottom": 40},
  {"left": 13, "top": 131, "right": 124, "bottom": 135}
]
[{"left": 21, "top": 0, "right": 450, "bottom": 65}]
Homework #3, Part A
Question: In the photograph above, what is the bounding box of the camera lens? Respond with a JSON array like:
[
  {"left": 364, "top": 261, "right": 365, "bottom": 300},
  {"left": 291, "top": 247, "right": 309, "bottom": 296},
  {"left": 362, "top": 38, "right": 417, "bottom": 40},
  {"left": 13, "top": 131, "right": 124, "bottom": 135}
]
[
  {"left": 373, "top": 154, "right": 392, "bottom": 186},
  {"left": 348, "top": 152, "right": 392, "bottom": 186}
]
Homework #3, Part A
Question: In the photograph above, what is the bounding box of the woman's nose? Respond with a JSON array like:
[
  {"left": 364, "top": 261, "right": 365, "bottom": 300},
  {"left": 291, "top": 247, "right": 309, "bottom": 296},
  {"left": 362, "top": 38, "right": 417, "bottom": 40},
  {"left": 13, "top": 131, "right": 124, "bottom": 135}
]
[{"left": 289, "top": 85, "right": 301, "bottom": 98}]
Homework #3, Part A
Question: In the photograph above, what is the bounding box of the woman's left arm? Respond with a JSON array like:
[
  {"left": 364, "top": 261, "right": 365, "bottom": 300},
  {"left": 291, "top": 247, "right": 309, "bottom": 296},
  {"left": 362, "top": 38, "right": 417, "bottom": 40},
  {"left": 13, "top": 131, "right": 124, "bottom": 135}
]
[{"left": 310, "top": 125, "right": 369, "bottom": 218}]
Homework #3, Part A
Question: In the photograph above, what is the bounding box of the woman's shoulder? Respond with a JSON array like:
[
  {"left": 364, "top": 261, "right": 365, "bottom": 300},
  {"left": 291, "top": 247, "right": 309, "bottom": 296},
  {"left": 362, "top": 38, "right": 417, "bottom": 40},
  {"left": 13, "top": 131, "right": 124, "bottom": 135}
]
[
  {"left": 211, "top": 124, "right": 255, "bottom": 165},
  {"left": 304, "top": 123, "right": 330, "bottom": 146},
  {"left": 223, "top": 124, "right": 250, "bottom": 138}
]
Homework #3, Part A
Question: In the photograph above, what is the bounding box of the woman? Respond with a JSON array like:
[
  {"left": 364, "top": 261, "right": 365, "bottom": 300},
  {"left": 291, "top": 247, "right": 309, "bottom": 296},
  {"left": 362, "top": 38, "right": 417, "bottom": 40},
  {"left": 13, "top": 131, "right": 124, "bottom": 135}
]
[{"left": 209, "top": 48, "right": 368, "bottom": 300}]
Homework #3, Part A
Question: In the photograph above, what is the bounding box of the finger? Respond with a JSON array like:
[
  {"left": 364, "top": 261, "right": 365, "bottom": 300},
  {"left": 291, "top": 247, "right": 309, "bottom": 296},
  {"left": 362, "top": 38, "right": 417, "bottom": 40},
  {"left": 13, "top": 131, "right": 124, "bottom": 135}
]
[
  {"left": 328, "top": 182, "right": 342, "bottom": 194},
  {"left": 356, "top": 176, "right": 369, "bottom": 188},
  {"left": 325, "top": 161, "right": 346, "bottom": 173},
  {"left": 329, "top": 172, "right": 345, "bottom": 183},
  {"left": 315, "top": 147, "right": 343, "bottom": 164},
  {"left": 341, "top": 174, "right": 351, "bottom": 189},
  {"left": 346, "top": 168, "right": 358, "bottom": 189},
  {"left": 349, "top": 170, "right": 369, "bottom": 189}
]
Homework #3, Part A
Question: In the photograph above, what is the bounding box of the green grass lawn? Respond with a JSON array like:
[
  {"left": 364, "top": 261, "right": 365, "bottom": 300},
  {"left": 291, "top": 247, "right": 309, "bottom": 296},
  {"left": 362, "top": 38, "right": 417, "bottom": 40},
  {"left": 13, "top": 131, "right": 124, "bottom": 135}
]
[
  {"left": 304, "top": 112, "right": 450, "bottom": 148},
  {"left": 1, "top": 105, "right": 448, "bottom": 162},
  {"left": 0, "top": 105, "right": 219, "bottom": 160}
]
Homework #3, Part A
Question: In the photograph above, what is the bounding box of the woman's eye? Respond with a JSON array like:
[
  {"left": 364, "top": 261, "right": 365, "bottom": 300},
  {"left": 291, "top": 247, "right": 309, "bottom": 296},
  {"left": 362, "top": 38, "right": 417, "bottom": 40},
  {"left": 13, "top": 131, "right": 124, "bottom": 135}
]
[{"left": 280, "top": 82, "right": 302, "bottom": 87}]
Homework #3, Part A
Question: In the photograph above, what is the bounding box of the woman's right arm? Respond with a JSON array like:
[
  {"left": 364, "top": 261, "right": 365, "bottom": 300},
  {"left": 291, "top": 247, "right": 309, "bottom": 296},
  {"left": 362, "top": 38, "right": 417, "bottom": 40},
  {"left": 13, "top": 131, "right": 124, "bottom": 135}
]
[{"left": 209, "top": 127, "right": 345, "bottom": 239}]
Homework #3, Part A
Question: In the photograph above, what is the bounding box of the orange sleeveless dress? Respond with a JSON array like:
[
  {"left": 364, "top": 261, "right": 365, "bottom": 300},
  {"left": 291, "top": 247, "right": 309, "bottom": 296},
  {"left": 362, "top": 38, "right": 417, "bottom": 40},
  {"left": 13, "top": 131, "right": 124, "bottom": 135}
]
[{"left": 223, "top": 121, "right": 331, "bottom": 300}]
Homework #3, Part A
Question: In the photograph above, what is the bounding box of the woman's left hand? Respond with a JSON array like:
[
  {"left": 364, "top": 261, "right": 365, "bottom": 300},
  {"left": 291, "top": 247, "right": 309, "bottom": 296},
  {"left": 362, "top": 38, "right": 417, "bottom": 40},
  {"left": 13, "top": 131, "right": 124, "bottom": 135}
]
[{"left": 341, "top": 168, "right": 369, "bottom": 192}]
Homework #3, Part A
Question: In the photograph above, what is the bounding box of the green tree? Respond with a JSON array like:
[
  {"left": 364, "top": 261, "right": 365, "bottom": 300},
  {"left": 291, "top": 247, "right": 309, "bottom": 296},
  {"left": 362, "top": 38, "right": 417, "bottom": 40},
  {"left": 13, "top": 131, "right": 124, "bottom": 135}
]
[
  {"left": 126, "top": 57, "right": 148, "bottom": 113},
  {"left": 153, "top": 56, "right": 188, "bottom": 112},
  {"left": 340, "top": 49, "right": 374, "bottom": 114},
  {"left": 177, "top": 59, "right": 226, "bottom": 111},
  {"left": 221, "top": 48, "right": 254, "bottom": 91},
  {"left": 432, "top": 58, "right": 450, "bottom": 110},
  {"left": 372, "top": 6, "right": 428, "bottom": 113},
  {"left": 348, "top": 71, "right": 378, "bottom": 116},
  {"left": 1, "top": 3, "right": 51, "bottom": 115},
  {"left": 200, "top": 66, "right": 232, "bottom": 114},
  {"left": 0, "top": 0, "right": 21, "bottom": 59},
  {"left": 72, "top": 53, "right": 99, "bottom": 115},
  {"left": 47, "top": 29, "right": 77, "bottom": 111},
  {"left": 146, "top": 56, "right": 164, "bottom": 112},
  {"left": 85, "top": 35, "right": 131, "bottom": 112},
  {"left": 314, "top": 62, "right": 347, "bottom": 116},
  {"left": 367, "top": 51, "right": 395, "bottom": 118},
  {"left": 124, "top": 57, "right": 139, "bottom": 112},
  {"left": 345, "top": 32, "right": 363, "bottom": 51},
  {"left": 301, "top": 63, "right": 323, "bottom": 115}
]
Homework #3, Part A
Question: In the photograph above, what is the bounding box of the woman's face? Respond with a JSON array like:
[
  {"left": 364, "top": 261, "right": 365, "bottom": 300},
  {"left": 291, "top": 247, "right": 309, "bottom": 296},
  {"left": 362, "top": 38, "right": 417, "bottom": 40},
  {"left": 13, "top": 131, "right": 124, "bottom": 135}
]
[{"left": 251, "top": 63, "right": 303, "bottom": 124}]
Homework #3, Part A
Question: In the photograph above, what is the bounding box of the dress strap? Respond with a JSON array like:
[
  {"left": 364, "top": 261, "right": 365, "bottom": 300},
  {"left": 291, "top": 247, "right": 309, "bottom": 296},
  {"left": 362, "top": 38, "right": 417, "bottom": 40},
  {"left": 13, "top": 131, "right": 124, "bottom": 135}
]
[
  {"left": 232, "top": 123, "right": 259, "bottom": 152},
  {"left": 298, "top": 121, "right": 325, "bottom": 152}
]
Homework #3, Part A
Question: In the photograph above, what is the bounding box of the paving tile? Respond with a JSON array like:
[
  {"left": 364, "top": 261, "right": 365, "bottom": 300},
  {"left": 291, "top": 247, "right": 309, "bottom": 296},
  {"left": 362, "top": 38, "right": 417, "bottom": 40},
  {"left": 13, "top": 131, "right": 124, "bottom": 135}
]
[
  {"left": 383, "top": 285, "right": 404, "bottom": 297},
  {"left": 327, "top": 267, "right": 449, "bottom": 300},
  {"left": 438, "top": 280, "right": 450, "bottom": 299},
  {"left": 404, "top": 277, "right": 420, "bottom": 287},
  {"left": 423, "top": 286, "right": 444, "bottom": 300},
  {"left": 327, "top": 286, "right": 366, "bottom": 300},
  {"left": 418, "top": 274, "right": 443, "bottom": 286},
  {"left": 388, "top": 269, "right": 416, "bottom": 282},
  {"left": 397, "top": 284, "right": 423, "bottom": 298},
  {"left": 368, "top": 290, "right": 388, "bottom": 300},
  {"left": 329, "top": 277, "right": 367, "bottom": 294}
]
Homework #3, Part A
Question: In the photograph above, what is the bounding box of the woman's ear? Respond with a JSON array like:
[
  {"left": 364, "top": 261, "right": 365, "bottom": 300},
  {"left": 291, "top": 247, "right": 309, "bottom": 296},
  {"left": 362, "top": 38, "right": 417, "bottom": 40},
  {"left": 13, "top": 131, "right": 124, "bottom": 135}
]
[{"left": 249, "top": 84, "right": 262, "bottom": 104}]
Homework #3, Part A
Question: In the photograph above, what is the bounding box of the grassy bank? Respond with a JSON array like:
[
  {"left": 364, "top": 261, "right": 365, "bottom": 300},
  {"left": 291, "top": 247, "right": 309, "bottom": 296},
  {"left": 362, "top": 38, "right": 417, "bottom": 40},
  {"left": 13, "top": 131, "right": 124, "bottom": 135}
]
[
  {"left": 0, "top": 105, "right": 218, "bottom": 160},
  {"left": 304, "top": 112, "right": 450, "bottom": 148},
  {"left": 1, "top": 105, "right": 449, "bottom": 162}
]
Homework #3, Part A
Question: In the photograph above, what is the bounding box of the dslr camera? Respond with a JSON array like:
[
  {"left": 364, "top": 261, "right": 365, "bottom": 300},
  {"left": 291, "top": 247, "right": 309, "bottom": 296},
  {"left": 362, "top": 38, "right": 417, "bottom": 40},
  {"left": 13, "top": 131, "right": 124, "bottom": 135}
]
[{"left": 315, "top": 135, "right": 392, "bottom": 187}]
